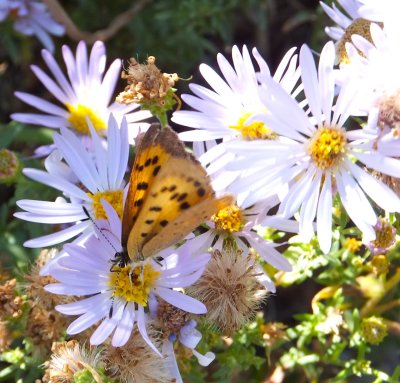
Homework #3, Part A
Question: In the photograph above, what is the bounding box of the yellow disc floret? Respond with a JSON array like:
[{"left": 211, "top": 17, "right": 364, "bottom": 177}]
[
  {"left": 212, "top": 205, "right": 244, "bottom": 233},
  {"left": 230, "top": 113, "right": 277, "bottom": 140},
  {"left": 109, "top": 263, "right": 160, "bottom": 306},
  {"left": 308, "top": 126, "right": 347, "bottom": 170},
  {"left": 88, "top": 190, "right": 124, "bottom": 220},
  {"left": 66, "top": 104, "right": 107, "bottom": 134},
  {"left": 344, "top": 237, "right": 361, "bottom": 253}
]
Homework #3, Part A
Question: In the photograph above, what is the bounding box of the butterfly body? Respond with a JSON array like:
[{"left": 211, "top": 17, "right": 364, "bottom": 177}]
[{"left": 122, "top": 124, "right": 232, "bottom": 261}]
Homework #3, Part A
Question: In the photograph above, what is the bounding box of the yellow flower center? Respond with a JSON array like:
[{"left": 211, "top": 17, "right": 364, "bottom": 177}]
[
  {"left": 308, "top": 126, "right": 347, "bottom": 170},
  {"left": 230, "top": 113, "right": 277, "bottom": 140},
  {"left": 212, "top": 205, "right": 244, "bottom": 233},
  {"left": 337, "top": 18, "right": 382, "bottom": 65},
  {"left": 66, "top": 104, "right": 107, "bottom": 134},
  {"left": 109, "top": 263, "right": 160, "bottom": 306},
  {"left": 343, "top": 238, "right": 361, "bottom": 253},
  {"left": 87, "top": 190, "right": 124, "bottom": 220}
]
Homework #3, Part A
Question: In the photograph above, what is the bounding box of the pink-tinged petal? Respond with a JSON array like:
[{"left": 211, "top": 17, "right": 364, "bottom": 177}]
[
  {"left": 67, "top": 309, "right": 107, "bottom": 335},
  {"left": 137, "top": 305, "right": 162, "bottom": 357},
  {"left": 89, "top": 41, "right": 106, "bottom": 83},
  {"left": 199, "top": 64, "right": 238, "bottom": 104},
  {"left": 278, "top": 168, "right": 316, "bottom": 218},
  {"left": 157, "top": 268, "right": 205, "bottom": 288},
  {"left": 299, "top": 171, "right": 322, "bottom": 241},
  {"left": 300, "top": 44, "right": 322, "bottom": 126},
  {"left": 23, "top": 221, "right": 91, "bottom": 247},
  {"left": 16, "top": 199, "right": 85, "bottom": 216},
  {"left": 14, "top": 211, "right": 84, "bottom": 224},
  {"left": 317, "top": 174, "right": 333, "bottom": 254},
  {"left": 347, "top": 161, "right": 400, "bottom": 212},
  {"left": 14, "top": 91, "right": 66, "bottom": 116},
  {"left": 162, "top": 341, "right": 183, "bottom": 383},
  {"left": 155, "top": 287, "right": 206, "bottom": 314},
  {"left": 41, "top": 49, "right": 76, "bottom": 101},
  {"left": 11, "top": 113, "right": 67, "bottom": 128},
  {"left": 90, "top": 317, "right": 118, "bottom": 346},
  {"left": 45, "top": 283, "right": 101, "bottom": 295},
  {"left": 336, "top": 170, "right": 376, "bottom": 241},
  {"left": 244, "top": 232, "right": 292, "bottom": 271},
  {"left": 100, "top": 59, "right": 121, "bottom": 106},
  {"left": 22, "top": 168, "right": 90, "bottom": 200},
  {"left": 355, "top": 151, "right": 400, "bottom": 178},
  {"left": 54, "top": 130, "right": 100, "bottom": 193},
  {"left": 193, "top": 350, "right": 215, "bottom": 367},
  {"left": 112, "top": 303, "right": 136, "bottom": 347},
  {"left": 318, "top": 42, "right": 335, "bottom": 125},
  {"left": 55, "top": 294, "right": 107, "bottom": 315}
]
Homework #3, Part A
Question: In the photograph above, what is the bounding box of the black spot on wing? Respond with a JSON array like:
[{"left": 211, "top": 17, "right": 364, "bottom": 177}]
[
  {"left": 180, "top": 202, "right": 190, "bottom": 210},
  {"left": 177, "top": 193, "right": 188, "bottom": 202},
  {"left": 160, "top": 220, "right": 168, "bottom": 227},
  {"left": 153, "top": 165, "right": 161, "bottom": 176},
  {"left": 197, "top": 187, "right": 206, "bottom": 197},
  {"left": 137, "top": 182, "right": 148, "bottom": 190},
  {"left": 150, "top": 206, "right": 162, "bottom": 212},
  {"left": 134, "top": 199, "right": 143, "bottom": 207}
]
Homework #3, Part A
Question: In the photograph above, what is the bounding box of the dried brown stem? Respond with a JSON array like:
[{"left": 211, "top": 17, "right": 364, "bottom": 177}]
[{"left": 42, "top": 0, "right": 151, "bottom": 44}]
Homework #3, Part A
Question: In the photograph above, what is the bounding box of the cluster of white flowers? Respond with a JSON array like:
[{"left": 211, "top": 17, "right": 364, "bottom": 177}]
[{"left": 13, "top": 1, "right": 400, "bottom": 381}]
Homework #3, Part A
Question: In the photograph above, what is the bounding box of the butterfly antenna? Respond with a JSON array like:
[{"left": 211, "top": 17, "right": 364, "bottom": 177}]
[{"left": 82, "top": 206, "right": 120, "bottom": 255}]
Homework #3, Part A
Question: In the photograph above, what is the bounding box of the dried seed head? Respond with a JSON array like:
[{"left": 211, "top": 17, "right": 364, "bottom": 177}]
[
  {"left": 44, "top": 340, "right": 102, "bottom": 383},
  {"left": 0, "top": 278, "right": 23, "bottom": 320},
  {"left": 26, "top": 304, "right": 69, "bottom": 354},
  {"left": 102, "top": 327, "right": 174, "bottom": 383},
  {"left": 117, "top": 56, "right": 178, "bottom": 105},
  {"left": 187, "top": 248, "right": 268, "bottom": 335},
  {"left": 378, "top": 90, "right": 400, "bottom": 133},
  {"left": 24, "top": 250, "right": 73, "bottom": 310},
  {"left": 156, "top": 299, "right": 191, "bottom": 337},
  {"left": 0, "top": 320, "right": 12, "bottom": 352}
]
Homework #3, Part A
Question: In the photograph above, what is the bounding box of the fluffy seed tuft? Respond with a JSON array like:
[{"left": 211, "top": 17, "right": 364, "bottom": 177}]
[{"left": 187, "top": 248, "right": 268, "bottom": 335}]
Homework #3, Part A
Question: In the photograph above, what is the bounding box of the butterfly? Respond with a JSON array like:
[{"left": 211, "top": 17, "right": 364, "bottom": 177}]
[{"left": 120, "top": 123, "right": 233, "bottom": 262}]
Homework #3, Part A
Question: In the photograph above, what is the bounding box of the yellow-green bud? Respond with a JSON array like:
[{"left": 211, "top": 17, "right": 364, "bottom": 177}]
[
  {"left": 0, "top": 149, "right": 20, "bottom": 184},
  {"left": 361, "top": 317, "right": 387, "bottom": 345}
]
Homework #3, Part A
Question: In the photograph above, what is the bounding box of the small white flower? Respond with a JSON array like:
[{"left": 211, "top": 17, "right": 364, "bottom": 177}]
[
  {"left": 11, "top": 40, "right": 151, "bottom": 142},
  {"left": 0, "top": 0, "right": 64, "bottom": 52},
  {"left": 14, "top": 114, "right": 129, "bottom": 249},
  {"left": 226, "top": 42, "right": 400, "bottom": 253},
  {"left": 45, "top": 204, "right": 211, "bottom": 351}
]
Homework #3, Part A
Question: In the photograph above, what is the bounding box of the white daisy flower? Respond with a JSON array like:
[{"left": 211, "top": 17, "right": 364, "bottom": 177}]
[
  {"left": 226, "top": 42, "right": 400, "bottom": 253},
  {"left": 14, "top": 114, "right": 129, "bottom": 248},
  {"left": 11, "top": 40, "right": 151, "bottom": 143},
  {"left": 172, "top": 44, "right": 300, "bottom": 143},
  {"left": 186, "top": 196, "right": 293, "bottom": 292},
  {"left": 45, "top": 203, "right": 211, "bottom": 351},
  {"left": 0, "top": 0, "right": 64, "bottom": 52}
]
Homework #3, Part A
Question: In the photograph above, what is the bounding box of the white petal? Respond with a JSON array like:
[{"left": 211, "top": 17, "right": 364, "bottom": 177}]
[{"left": 155, "top": 287, "right": 207, "bottom": 314}]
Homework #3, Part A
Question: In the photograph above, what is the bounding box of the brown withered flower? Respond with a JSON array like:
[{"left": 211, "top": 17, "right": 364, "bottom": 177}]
[
  {"left": 116, "top": 56, "right": 179, "bottom": 105},
  {"left": 0, "top": 278, "right": 23, "bottom": 320}
]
